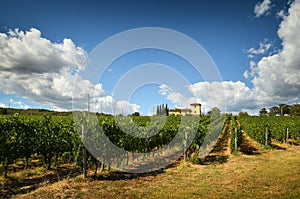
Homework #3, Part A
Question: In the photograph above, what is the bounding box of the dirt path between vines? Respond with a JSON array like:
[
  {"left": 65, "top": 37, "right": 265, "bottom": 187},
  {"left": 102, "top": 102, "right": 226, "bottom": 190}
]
[
  {"left": 204, "top": 119, "right": 231, "bottom": 163},
  {"left": 234, "top": 119, "right": 261, "bottom": 155}
]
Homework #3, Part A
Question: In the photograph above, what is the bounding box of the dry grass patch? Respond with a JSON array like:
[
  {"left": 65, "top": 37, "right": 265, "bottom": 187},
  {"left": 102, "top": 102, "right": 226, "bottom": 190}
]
[{"left": 6, "top": 144, "right": 300, "bottom": 199}]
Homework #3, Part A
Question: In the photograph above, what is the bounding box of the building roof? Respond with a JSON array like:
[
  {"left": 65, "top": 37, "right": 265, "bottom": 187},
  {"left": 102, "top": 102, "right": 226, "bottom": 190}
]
[
  {"left": 169, "top": 103, "right": 201, "bottom": 113},
  {"left": 169, "top": 108, "right": 181, "bottom": 113},
  {"left": 190, "top": 103, "right": 201, "bottom": 106}
]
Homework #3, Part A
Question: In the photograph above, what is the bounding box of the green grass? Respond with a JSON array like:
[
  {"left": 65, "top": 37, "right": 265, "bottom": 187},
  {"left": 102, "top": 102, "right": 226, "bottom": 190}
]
[{"left": 6, "top": 143, "right": 300, "bottom": 199}]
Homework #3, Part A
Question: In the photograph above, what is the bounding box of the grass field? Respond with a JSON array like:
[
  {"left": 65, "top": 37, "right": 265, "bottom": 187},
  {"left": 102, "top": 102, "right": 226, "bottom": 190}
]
[{"left": 3, "top": 142, "right": 299, "bottom": 199}]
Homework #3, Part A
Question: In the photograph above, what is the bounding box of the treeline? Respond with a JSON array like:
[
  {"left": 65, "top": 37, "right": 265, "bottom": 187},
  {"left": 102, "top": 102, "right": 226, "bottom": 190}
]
[
  {"left": 0, "top": 107, "right": 71, "bottom": 116},
  {"left": 259, "top": 103, "right": 300, "bottom": 116}
]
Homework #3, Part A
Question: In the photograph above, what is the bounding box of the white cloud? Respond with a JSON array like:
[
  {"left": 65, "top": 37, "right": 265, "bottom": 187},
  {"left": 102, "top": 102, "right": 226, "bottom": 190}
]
[
  {"left": 276, "top": 10, "right": 286, "bottom": 19},
  {"left": 244, "top": 61, "right": 258, "bottom": 79},
  {"left": 159, "top": 84, "right": 193, "bottom": 108},
  {"left": 250, "top": 0, "right": 300, "bottom": 105},
  {"left": 158, "top": 1, "right": 300, "bottom": 115},
  {"left": 139, "top": 0, "right": 300, "bottom": 115},
  {"left": 9, "top": 99, "right": 30, "bottom": 109},
  {"left": 115, "top": 100, "right": 140, "bottom": 115},
  {"left": 159, "top": 81, "right": 258, "bottom": 114},
  {"left": 0, "top": 28, "right": 140, "bottom": 114},
  {"left": 243, "top": 71, "right": 249, "bottom": 79},
  {"left": 254, "top": 0, "right": 272, "bottom": 18},
  {"left": 93, "top": 96, "right": 140, "bottom": 115},
  {"left": 0, "top": 103, "right": 6, "bottom": 108},
  {"left": 0, "top": 28, "right": 86, "bottom": 74},
  {"left": 247, "top": 40, "right": 272, "bottom": 58},
  {"left": 188, "top": 81, "right": 256, "bottom": 113}
]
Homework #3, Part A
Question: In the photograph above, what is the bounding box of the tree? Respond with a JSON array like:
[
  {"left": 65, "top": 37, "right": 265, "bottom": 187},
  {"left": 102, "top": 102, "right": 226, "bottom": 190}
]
[
  {"left": 290, "top": 104, "right": 300, "bottom": 116},
  {"left": 208, "top": 107, "right": 221, "bottom": 117},
  {"left": 238, "top": 111, "right": 249, "bottom": 116},
  {"left": 0, "top": 108, "right": 7, "bottom": 115},
  {"left": 259, "top": 108, "right": 268, "bottom": 116},
  {"left": 278, "top": 104, "right": 291, "bottom": 116},
  {"left": 156, "top": 103, "right": 169, "bottom": 116},
  {"left": 165, "top": 104, "right": 169, "bottom": 116},
  {"left": 269, "top": 106, "right": 280, "bottom": 116},
  {"left": 132, "top": 112, "right": 140, "bottom": 116}
]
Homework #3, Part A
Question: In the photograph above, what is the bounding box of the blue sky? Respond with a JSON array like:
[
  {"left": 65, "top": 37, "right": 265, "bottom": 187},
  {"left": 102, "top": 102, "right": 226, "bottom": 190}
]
[{"left": 0, "top": 0, "right": 299, "bottom": 115}]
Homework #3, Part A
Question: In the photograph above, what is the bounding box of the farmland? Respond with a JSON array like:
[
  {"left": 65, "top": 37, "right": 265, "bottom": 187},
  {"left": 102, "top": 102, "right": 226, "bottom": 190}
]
[{"left": 0, "top": 114, "right": 300, "bottom": 198}]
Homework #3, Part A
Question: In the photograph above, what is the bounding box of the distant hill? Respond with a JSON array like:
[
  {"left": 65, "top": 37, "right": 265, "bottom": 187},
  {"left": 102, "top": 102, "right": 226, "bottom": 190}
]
[
  {"left": 0, "top": 107, "right": 71, "bottom": 116},
  {"left": 0, "top": 107, "right": 114, "bottom": 116}
]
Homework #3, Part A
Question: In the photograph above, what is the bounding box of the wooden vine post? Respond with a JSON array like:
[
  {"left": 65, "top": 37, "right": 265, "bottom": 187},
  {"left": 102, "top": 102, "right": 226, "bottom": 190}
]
[
  {"left": 82, "top": 123, "right": 87, "bottom": 178},
  {"left": 82, "top": 94, "right": 90, "bottom": 179},
  {"left": 184, "top": 131, "right": 188, "bottom": 162},
  {"left": 286, "top": 128, "right": 289, "bottom": 143},
  {"left": 265, "top": 127, "right": 269, "bottom": 146},
  {"left": 234, "top": 127, "right": 238, "bottom": 152}
]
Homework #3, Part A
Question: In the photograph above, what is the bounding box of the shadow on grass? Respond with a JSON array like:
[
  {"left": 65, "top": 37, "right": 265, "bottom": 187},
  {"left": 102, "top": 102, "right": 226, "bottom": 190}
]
[
  {"left": 0, "top": 166, "right": 81, "bottom": 199},
  {"left": 240, "top": 142, "right": 261, "bottom": 155},
  {"left": 287, "top": 140, "right": 299, "bottom": 146},
  {"left": 270, "top": 143, "right": 286, "bottom": 150},
  {"left": 202, "top": 155, "right": 229, "bottom": 165},
  {"left": 239, "top": 131, "right": 261, "bottom": 155},
  {"left": 93, "top": 155, "right": 183, "bottom": 181},
  {"left": 94, "top": 169, "right": 165, "bottom": 181}
]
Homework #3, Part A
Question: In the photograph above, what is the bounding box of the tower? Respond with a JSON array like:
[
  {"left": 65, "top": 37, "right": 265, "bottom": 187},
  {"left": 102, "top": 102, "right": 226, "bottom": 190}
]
[{"left": 190, "top": 103, "right": 201, "bottom": 116}]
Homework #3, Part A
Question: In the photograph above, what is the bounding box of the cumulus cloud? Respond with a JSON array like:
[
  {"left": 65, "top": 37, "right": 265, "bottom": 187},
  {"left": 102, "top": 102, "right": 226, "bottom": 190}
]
[
  {"left": 115, "top": 100, "right": 140, "bottom": 115},
  {"left": 158, "top": 1, "right": 300, "bottom": 115},
  {"left": 250, "top": 0, "right": 300, "bottom": 105},
  {"left": 0, "top": 103, "right": 6, "bottom": 108},
  {"left": 159, "top": 84, "right": 193, "bottom": 108},
  {"left": 159, "top": 81, "right": 256, "bottom": 114},
  {"left": 254, "top": 0, "right": 272, "bottom": 18},
  {"left": 244, "top": 61, "right": 259, "bottom": 79},
  {"left": 0, "top": 28, "right": 140, "bottom": 114},
  {"left": 9, "top": 99, "right": 30, "bottom": 109},
  {"left": 247, "top": 40, "right": 272, "bottom": 58},
  {"left": 93, "top": 96, "right": 140, "bottom": 115},
  {"left": 0, "top": 28, "right": 86, "bottom": 73},
  {"left": 188, "top": 81, "right": 255, "bottom": 112}
]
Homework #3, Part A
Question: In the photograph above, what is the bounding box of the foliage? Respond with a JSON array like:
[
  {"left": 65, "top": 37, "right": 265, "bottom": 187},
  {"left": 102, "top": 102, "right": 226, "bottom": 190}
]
[
  {"left": 230, "top": 116, "right": 243, "bottom": 152},
  {"left": 238, "top": 116, "right": 300, "bottom": 146},
  {"left": 208, "top": 107, "right": 221, "bottom": 117},
  {"left": 238, "top": 112, "right": 249, "bottom": 117},
  {"left": 268, "top": 103, "right": 300, "bottom": 116},
  {"left": 156, "top": 103, "right": 169, "bottom": 116},
  {"left": 259, "top": 108, "right": 268, "bottom": 116},
  {"left": 0, "top": 115, "right": 80, "bottom": 177},
  {"left": 0, "top": 114, "right": 214, "bottom": 177},
  {"left": 290, "top": 104, "right": 300, "bottom": 116},
  {"left": 131, "top": 112, "right": 140, "bottom": 116}
]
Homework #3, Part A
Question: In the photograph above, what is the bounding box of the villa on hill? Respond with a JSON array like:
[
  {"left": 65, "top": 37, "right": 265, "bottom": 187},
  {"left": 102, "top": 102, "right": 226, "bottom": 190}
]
[{"left": 168, "top": 103, "right": 201, "bottom": 116}]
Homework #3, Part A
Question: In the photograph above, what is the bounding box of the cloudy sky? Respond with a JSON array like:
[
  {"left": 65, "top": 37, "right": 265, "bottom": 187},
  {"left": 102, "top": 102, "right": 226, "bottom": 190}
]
[{"left": 0, "top": 0, "right": 299, "bottom": 115}]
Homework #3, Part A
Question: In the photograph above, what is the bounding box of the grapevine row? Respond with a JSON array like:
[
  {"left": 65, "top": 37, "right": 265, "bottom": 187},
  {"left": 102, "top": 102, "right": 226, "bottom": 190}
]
[
  {"left": 0, "top": 114, "right": 212, "bottom": 177},
  {"left": 238, "top": 116, "right": 300, "bottom": 145}
]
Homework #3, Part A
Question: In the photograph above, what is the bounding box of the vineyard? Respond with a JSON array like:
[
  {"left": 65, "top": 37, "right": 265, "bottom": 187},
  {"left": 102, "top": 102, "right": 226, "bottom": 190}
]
[
  {"left": 238, "top": 116, "right": 300, "bottom": 146},
  {"left": 1, "top": 113, "right": 300, "bottom": 198},
  {"left": 0, "top": 114, "right": 226, "bottom": 178}
]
